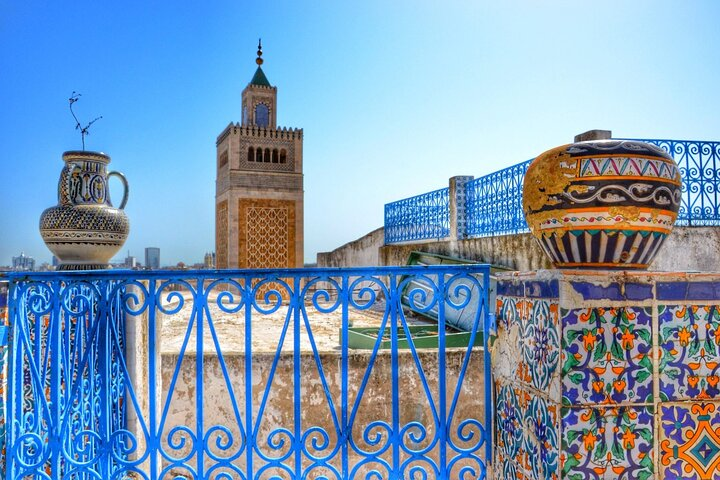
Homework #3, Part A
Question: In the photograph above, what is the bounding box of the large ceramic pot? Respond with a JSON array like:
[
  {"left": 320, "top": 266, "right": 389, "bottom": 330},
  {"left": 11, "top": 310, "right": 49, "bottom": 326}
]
[
  {"left": 522, "top": 140, "right": 681, "bottom": 269},
  {"left": 40, "top": 151, "right": 130, "bottom": 270}
]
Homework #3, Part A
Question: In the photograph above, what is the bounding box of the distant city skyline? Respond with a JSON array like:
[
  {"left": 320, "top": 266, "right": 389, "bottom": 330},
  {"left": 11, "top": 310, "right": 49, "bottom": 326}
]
[{"left": 2, "top": 1, "right": 720, "bottom": 266}]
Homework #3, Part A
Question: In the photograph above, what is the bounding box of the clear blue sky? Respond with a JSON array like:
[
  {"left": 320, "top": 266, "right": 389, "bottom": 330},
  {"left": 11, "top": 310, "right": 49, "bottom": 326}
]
[{"left": 2, "top": 1, "right": 719, "bottom": 266}]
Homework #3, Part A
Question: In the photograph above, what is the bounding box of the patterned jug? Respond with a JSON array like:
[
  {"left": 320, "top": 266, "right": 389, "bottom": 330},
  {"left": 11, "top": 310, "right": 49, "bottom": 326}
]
[{"left": 40, "top": 151, "right": 130, "bottom": 270}]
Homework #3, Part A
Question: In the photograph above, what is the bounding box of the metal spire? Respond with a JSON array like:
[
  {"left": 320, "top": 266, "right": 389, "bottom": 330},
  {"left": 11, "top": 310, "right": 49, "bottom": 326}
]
[{"left": 256, "top": 38, "right": 263, "bottom": 66}]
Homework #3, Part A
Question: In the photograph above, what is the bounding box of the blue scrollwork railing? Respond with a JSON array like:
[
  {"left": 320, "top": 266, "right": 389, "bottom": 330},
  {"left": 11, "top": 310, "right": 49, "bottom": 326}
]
[
  {"left": 384, "top": 188, "right": 450, "bottom": 244},
  {"left": 4, "top": 266, "right": 491, "bottom": 480},
  {"left": 617, "top": 139, "right": 720, "bottom": 226},
  {"left": 464, "top": 160, "right": 532, "bottom": 238}
]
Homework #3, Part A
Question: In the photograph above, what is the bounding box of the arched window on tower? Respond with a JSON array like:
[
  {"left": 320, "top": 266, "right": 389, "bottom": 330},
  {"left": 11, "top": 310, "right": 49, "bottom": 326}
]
[
  {"left": 264, "top": 148, "right": 271, "bottom": 162},
  {"left": 280, "top": 149, "right": 287, "bottom": 164},
  {"left": 255, "top": 103, "right": 269, "bottom": 128},
  {"left": 256, "top": 148, "right": 263, "bottom": 163},
  {"left": 272, "top": 149, "right": 279, "bottom": 163},
  {"left": 248, "top": 147, "right": 254, "bottom": 162}
]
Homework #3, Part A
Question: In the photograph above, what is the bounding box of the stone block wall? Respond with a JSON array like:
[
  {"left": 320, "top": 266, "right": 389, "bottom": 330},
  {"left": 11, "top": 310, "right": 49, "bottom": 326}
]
[
  {"left": 319, "top": 226, "right": 720, "bottom": 273},
  {"left": 493, "top": 270, "right": 720, "bottom": 480}
]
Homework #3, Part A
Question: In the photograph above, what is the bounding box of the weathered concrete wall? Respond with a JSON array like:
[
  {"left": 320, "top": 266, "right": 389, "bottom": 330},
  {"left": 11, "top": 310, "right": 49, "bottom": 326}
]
[
  {"left": 652, "top": 226, "right": 720, "bottom": 271},
  {"left": 494, "top": 269, "right": 720, "bottom": 479},
  {"left": 160, "top": 348, "right": 485, "bottom": 478},
  {"left": 321, "top": 226, "right": 720, "bottom": 272},
  {"left": 379, "top": 234, "right": 550, "bottom": 270},
  {"left": 316, "top": 227, "right": 385, "bottom": 267}
]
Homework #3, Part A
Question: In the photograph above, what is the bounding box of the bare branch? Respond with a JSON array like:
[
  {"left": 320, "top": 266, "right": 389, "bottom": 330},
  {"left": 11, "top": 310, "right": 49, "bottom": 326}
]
[{"left": 68, "top": 92, "right": 102, "bottom": 150}]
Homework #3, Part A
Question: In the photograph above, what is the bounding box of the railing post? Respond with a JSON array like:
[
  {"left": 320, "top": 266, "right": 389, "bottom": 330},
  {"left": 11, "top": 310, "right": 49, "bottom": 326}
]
[{"left": 449, "top": 175, "right": 474, "bottom": 242}]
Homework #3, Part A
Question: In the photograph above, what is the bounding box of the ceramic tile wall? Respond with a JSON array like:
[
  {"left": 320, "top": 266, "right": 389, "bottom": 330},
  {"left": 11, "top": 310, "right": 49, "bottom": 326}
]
[
  {"left": 495, "top": 272, "right": 720, "bottom": 480},
  {"left": 495, "top": 275, "right": 560, "bottom": 480}
]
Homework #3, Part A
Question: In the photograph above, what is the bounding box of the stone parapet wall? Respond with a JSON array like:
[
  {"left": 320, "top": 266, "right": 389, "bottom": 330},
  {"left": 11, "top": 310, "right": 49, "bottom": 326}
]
[
  {"left": 320, "top": 226, "right": 720, "bottom": 273},
  {"left": 316, "top": 227, "right": 384, "bottom": 267},
  {"left": 494, "top": 270, "right": 720, "bottom": 479}
]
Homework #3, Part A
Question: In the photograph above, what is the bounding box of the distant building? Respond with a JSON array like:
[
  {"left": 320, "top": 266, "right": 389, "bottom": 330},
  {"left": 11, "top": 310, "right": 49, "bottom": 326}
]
[
  {"left": 204, "top": 252, "right": 215, "bottom": 269},
  {"left": 145, "top": 248, "right": 160, "bottom": 269},
  {"left": 124, "top": 254, "right": 137, "bottom": 268},
  {"left": 215, "top": 41, "right": 304, "bottom": 270},
  {"left": 12, "top": 252, "right": 35, "bottom": 271}
]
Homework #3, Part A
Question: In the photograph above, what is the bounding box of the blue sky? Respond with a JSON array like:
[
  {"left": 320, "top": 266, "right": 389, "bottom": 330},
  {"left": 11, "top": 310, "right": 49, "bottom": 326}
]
[{"left": 1, "top": 1, "right": 719, "bottom": 266}]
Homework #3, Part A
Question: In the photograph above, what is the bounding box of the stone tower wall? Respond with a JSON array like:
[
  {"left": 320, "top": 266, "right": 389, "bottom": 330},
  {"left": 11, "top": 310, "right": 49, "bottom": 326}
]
[{"left": 215, "top": 122, "right": 304, "bottom": 269}]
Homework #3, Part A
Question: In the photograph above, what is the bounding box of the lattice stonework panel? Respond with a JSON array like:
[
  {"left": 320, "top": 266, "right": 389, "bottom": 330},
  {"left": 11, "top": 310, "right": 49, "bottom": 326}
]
[
  {"left": 216, "top": 200, "right": 228, "bottom": 268},
  {"left": 239, "top": 199, "right": 296, "bottom": 269}
]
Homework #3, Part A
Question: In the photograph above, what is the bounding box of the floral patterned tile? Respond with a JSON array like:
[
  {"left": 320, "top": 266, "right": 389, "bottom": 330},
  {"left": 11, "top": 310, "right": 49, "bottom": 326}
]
[
  {"left": 523, "top": 394, "right": 559, "bottom": 480},
  {"left": 496, "top": 381, "right": 560, "bottom": 480},
  {"left": 562, "top": 306, "right": 653, "bottom": 406},
  {"left": 561, "top": 405, "right": 654, "bottom": 480},
  {"left": 659, "top": 305, "right": 720, "bottom": 401},
  {"left": 522, "top": 299, "right": 560, "bottom": 395},
  {"left": 497, "top": 295, "right": 525, "bottom": 332},
  {"left": 496, "top": 381, "right": 527, "bottom": 476},
  {"left": 496, "top": 296, "right": 560, "bottom": 397},
  {"left": 495, "top": 296, "right": 529, "bottom": 385},
  {"left": 659, "top": 402, "right": 720, "bottom": 480}
]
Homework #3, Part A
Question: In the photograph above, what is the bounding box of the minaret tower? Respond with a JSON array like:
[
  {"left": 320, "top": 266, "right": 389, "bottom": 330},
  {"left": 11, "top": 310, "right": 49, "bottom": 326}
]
[{"left": 215, "top": 40, "right": 304, "bottom": 269}]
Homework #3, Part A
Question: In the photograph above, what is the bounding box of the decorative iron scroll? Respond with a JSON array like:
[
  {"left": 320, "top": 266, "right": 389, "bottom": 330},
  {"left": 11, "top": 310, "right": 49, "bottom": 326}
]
[
  {"left": 617, "top": 139, "right": 720, "bottom": 226},
  {"left": 5, "top": 266, "right": 491, "bottom": 480},
  {"left": 464, "top": 160, "right": 532, "bottom": 238},
  {"left": 384, "top": 188, "right": 450, "bottom": 244}
]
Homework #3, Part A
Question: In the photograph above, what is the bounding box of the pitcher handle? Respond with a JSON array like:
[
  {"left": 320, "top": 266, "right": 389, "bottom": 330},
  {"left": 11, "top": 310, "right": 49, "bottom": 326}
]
[{"left": 108, "top": 171, "right": 129, "bottom": 209}]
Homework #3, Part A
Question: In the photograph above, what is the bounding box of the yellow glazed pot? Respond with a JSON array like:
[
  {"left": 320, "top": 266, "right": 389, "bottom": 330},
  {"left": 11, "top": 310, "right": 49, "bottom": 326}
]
[{"left": 522, "top": 140, "right": 681, "bottom": 269}]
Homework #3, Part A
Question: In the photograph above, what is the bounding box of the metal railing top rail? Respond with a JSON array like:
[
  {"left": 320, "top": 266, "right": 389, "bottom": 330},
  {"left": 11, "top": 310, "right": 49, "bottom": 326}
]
[
  {"left": 615, "top": 137, "right": 720, "bottom": 145},
  {"left": 383, "top": 186, "right": 450, "bottom": 207},
  {"left": 2, "top": 264, "right": 489, "bottom": 280}
]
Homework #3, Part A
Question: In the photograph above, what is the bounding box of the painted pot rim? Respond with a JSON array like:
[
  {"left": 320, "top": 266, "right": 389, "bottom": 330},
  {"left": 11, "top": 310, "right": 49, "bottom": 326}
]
[{"left": 63, "top": 150, "right": 111, "bottom": 164}]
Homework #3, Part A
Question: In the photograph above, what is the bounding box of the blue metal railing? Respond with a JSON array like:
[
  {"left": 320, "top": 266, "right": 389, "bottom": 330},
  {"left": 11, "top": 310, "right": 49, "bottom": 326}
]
[
  {"left": 383, "top": 138, "right": 720, "bottom": 243},
  {"left": 384, "top": 187, "right": 450, "bottom": 244},
  {"left": 464, "top": 160, "right": 532, "bottom": 238},
  {"left": 4, "top": 266, "right": 491, "bottom": 480},
  {"left": 617, "top": 139, "right": 720, "bottom": 226}
]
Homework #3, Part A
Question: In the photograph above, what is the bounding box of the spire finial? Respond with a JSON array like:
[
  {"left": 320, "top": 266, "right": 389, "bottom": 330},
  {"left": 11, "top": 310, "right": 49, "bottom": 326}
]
[{"left": 256, "top": 38, "right": 263, "bottom": 66}]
